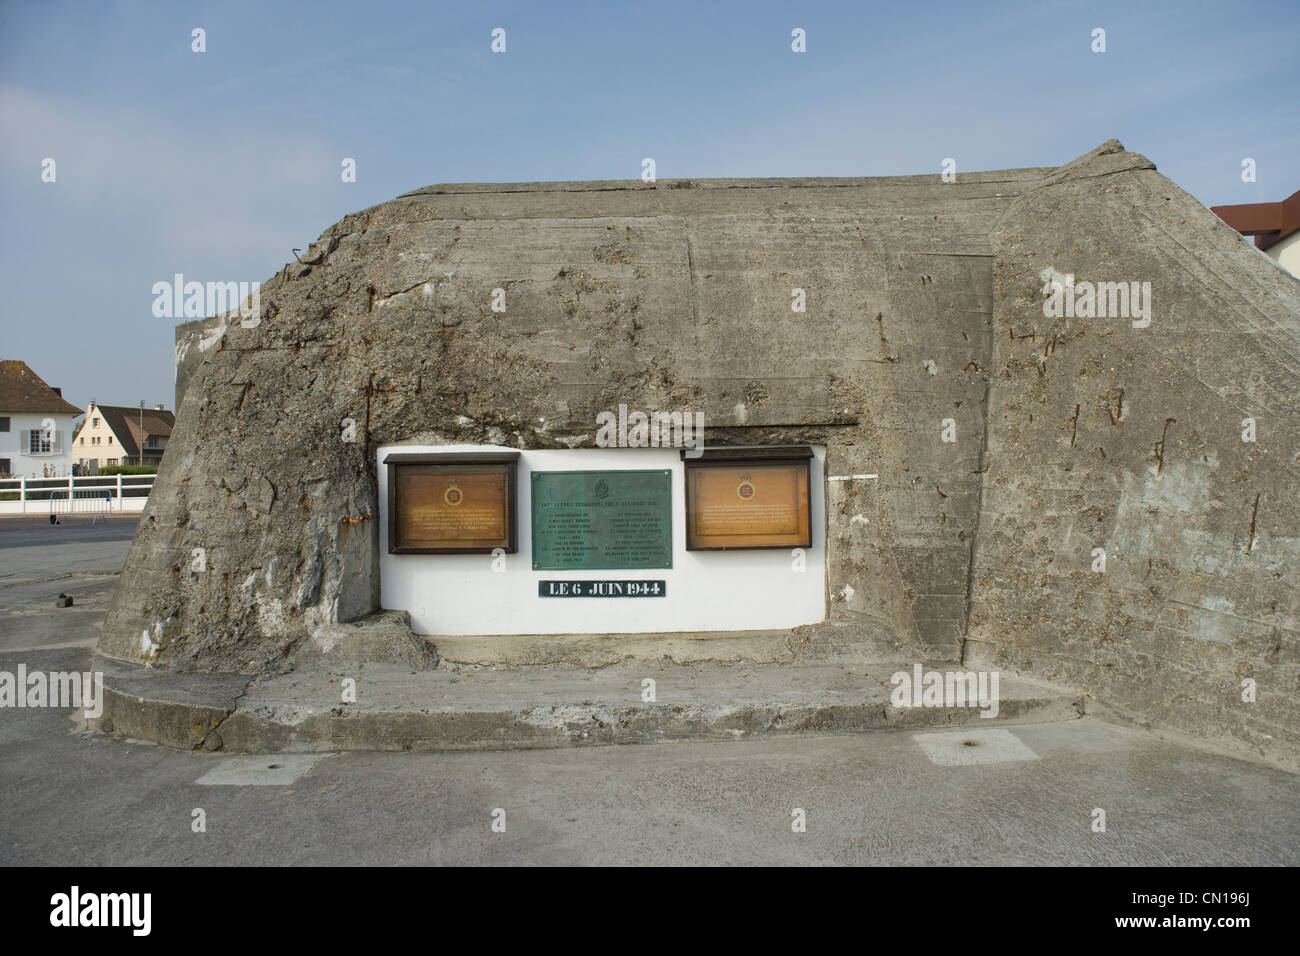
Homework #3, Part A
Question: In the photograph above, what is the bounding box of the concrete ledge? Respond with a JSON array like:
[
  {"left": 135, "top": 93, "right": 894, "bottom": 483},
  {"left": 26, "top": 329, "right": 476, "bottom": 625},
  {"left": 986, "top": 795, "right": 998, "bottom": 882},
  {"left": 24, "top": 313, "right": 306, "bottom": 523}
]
[
  {"left": 297, "top": 610, "right": 439, "bottom": 671},
  {"left": 432, "top": 630, "right": 801, "bottom": 668},
  {"left": 94, "top": 656, "right": 1082, "bottom": 753},
  {"left": 429, "top": 619, "right": 910, "bottom": 668},
  {"left": 94, "top": 657, "right": 250, "bottom": 750},
  {"left": 214, "top": 690, "right": 1081, "bottom": 754}
]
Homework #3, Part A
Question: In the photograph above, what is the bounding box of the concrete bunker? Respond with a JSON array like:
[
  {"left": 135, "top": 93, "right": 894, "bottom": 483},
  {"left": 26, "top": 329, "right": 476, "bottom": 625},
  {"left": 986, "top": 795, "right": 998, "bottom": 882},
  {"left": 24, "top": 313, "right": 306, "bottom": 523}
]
[{"left": 104, "top": 139, "right": 1300, "bottom": 767}]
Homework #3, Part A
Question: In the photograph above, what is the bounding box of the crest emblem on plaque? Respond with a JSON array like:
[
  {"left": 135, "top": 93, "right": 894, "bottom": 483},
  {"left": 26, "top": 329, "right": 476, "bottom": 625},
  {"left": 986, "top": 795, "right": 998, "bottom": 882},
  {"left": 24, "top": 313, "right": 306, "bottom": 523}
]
[
  {"left": 444, "top": 481, "right": 463, "bottom": 506},
  {"left": 737, "top": 473, "right": 756, "bottom": 500},
  {"left": 593, "top": 478, "right": 610, "bottom": 499}
]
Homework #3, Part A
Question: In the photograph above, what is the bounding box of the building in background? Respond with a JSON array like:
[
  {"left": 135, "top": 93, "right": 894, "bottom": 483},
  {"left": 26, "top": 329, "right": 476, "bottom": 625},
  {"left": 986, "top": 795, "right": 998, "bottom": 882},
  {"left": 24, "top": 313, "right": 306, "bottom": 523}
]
[
  {"left": 1212, "top": 188, "right": 1300, "bottom": 277},
  {"left": 75, "top": 402, "right": 176, "bottom": 473},
  {"left": 0, "top": 359, "right": 79, "bottom": 478}
]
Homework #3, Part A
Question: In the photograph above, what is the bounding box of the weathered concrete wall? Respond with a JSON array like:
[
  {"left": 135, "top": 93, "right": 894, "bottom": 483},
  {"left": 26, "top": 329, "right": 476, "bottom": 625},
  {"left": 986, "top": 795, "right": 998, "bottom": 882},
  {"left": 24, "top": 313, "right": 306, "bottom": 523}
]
[
  {"left": 174, "top": 316, "right": 223, "bottom": 412},
  {"left": 107, "top": 166, "right": 1050, "bottom": 673},
  {"left": 967, "top": 141, "right": 1300, "bottom": 767},
  {"left": 106, "top": 140, "right": 1300, "bottom": 767}
]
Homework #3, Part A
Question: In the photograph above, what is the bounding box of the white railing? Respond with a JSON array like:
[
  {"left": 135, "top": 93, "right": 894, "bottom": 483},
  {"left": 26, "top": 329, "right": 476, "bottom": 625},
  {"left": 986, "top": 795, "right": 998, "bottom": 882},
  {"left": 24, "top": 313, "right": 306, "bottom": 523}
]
[{"left": 0, "top": 474, "right": 156, "bottom": 515}]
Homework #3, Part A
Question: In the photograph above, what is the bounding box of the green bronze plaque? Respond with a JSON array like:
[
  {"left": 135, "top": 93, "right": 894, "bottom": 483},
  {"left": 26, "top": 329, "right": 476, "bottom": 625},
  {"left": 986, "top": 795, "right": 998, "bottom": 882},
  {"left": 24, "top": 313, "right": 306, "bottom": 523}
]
[{"left": 531, "top": 470, "right": 672, "bottom": 570}]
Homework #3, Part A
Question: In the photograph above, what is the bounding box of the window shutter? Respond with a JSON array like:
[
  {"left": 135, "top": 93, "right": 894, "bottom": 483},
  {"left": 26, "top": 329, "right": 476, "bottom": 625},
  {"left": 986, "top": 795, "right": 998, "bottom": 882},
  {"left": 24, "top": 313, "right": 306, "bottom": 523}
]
[
  {"left": 20, "top": 430, "right": 29, "bottom": 452},
  {"left": 53, "top": 430, "right": 63, "bottom": 453}
]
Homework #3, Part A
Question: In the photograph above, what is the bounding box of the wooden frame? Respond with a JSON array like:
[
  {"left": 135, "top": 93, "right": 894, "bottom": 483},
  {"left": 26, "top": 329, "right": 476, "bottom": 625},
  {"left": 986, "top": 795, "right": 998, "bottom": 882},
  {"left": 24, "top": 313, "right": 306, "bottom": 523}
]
[
  {"left": 384, "top": 452, "right": 519, "bottom": 555},
  {"left": 682, "top": 446, "right": 813, "bottom": 550}
]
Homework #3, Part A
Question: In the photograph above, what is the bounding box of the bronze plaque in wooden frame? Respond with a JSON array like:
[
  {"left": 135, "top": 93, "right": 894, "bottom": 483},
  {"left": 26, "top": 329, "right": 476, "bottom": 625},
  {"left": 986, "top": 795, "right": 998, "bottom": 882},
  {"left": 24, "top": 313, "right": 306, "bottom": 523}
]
[
  {"left": 384, "top": 452, "right": 519, "bottom": 554},
  {"left": 683, "top": 446, "right": 813, "bottom": 550}
]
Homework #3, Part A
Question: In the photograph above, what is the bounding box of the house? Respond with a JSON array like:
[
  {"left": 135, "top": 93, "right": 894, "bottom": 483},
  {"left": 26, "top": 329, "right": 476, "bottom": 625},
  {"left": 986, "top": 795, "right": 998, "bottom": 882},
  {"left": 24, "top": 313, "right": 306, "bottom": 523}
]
[
  {"left": 75, "top": 402, "right": 176, "bottom": 472},
  {"left": 1211, "top": 188, "right": 1300, "bottom": 277},
  {"left": 0, "top": 359, "right": 80, "bottom": 478}
]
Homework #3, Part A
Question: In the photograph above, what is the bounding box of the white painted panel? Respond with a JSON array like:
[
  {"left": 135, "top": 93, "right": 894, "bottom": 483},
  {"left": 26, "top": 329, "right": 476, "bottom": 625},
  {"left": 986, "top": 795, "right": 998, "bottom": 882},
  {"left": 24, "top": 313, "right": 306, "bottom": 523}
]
[{"left": 378, "top": 444, "right": 827, "bottom": 636}]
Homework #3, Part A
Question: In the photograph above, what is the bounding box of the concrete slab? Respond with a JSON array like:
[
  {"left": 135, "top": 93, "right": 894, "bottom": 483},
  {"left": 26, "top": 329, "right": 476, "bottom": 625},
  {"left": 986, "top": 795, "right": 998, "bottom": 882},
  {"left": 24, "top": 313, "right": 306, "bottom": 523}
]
[
  {"left": 913, "top": 728, "right": 1040, "bottom": 765},
  {"left": 206, "top": 656, "right": 1080, "bottom": 753},
  {"left": 195, "top": 754, "right": 331, "bottom": 786},
  {"left": 94, "top": 657, "right": 251, "bottom": 750}
]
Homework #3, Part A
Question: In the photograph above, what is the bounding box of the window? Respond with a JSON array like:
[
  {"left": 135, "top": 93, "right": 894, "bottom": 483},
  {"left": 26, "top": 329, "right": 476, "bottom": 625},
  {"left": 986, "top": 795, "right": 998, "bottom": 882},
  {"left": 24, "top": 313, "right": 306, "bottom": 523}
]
[
  {"left": 106, "top": 458, "right": 118, "bottom": 466},
  {"left": 107, "top": 435, "right": 113, "bottom": 444},
  {"left": 93, "top": 418, "right": 99, "bottom": 427},
  {"left": 80, "top": 436, "right": 85, "bottom": 445},
  {"left": 0, "top": 417, "right": 9, "bottom": 432},
  {"left": 146, "top": 437, "right": 157, "bottom": 449},
  {"left": 0, "top": 458, "right": 10, "bottom": 475},
  {"left": 29, "top": 431, "right": 53, "bottom": 454}
]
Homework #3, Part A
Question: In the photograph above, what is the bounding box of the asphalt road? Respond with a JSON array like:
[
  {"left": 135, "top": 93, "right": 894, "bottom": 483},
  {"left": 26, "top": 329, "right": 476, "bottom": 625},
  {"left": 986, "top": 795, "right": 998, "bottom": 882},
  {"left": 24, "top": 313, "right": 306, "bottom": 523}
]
[
  {"left": 1, "top": 525, "right": 1297, "bottom": 866},
  {"left": 0, "top": 515, "right": 139, "bottom": 549}
]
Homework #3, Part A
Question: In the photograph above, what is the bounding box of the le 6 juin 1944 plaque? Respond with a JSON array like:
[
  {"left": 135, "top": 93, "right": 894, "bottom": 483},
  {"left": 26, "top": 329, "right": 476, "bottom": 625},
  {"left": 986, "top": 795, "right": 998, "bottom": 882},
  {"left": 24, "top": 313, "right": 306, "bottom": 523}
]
[{"left": 538, "top": 580, "right": 666, "bottom": 597}]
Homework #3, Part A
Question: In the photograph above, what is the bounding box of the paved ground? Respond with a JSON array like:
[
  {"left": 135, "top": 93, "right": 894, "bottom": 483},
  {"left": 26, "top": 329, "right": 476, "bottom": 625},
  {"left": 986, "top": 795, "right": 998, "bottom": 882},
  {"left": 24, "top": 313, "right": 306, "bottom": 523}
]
[
  {"left": 0, "top": 514, "right": 139, "bottom": 548},
  {"left": 2, "top": 520, "right": 1298, "bottom": 865},
  {"left": 0, "top": 517, "right": 134, "bottom": 655}
]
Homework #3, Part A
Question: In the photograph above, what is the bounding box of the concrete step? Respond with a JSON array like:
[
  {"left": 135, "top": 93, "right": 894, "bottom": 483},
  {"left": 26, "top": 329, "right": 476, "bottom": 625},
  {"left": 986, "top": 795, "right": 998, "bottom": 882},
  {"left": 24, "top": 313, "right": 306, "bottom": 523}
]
[{"left": 95, "top": 656, "right": 1083, "bottom": 753}]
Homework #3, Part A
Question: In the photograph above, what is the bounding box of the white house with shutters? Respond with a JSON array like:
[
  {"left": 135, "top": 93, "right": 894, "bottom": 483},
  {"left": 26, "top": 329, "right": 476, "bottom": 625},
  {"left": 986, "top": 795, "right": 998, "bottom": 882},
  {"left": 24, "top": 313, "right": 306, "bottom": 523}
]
[{"left": 0, "top": 360, "right": 80, "bottom": 478}]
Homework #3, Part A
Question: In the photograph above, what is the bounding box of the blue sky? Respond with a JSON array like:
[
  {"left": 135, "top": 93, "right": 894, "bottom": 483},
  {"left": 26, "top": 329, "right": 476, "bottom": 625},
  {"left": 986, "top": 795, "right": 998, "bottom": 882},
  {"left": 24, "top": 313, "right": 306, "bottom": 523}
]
[{"left": 1, "top": 0, "right": 1296, "bottom": 411}]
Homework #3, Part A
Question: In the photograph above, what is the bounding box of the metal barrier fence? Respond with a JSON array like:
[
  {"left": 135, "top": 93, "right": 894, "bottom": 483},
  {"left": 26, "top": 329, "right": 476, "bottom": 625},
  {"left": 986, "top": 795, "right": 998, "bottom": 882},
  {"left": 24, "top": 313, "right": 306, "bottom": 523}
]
[
  {"left": 48, "top": 488, "right": 114, "bottom": 520},
  {"left": 0, "top": 474, "right": 156, "bottom": 515}
]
